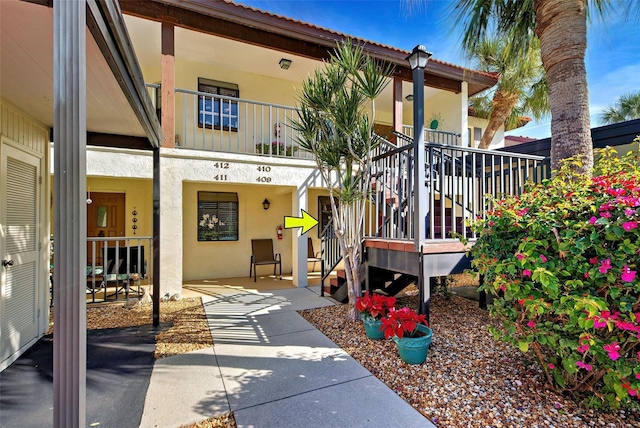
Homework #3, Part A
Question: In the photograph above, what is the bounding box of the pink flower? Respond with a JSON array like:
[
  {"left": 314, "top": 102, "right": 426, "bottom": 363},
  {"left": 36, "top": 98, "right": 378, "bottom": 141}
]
[
  {"left": 522, "top": 269, "right": 532, "bottom": 277},
  {"left": 527, "top": 321, "right": 537, "bottom": 328},
  {"left": 517, "top": 208, "right": 529, "bottom": 216},
  {"left": 623, "top": 221, "right": 638, "bottom": 231},
  {"left": 500, "top": 285, "right": 506, "bottom": 292},
  {"left": 629, "top": 389, "right": 638, "bottom": 397},
  {"left": 599, "top": 259, "right": 612, "bottom": 274},
  {"left": 589, "top": 216, "right": 598, "bottom": 225},
  {"left": 576, "top": 361, "right": 593, "bottom": 371},
  {"left": 589, "top": 257, "right": 598, "bottom": 265},
  {"left": 625, "top": 208, "right": 636, "bottom": 217},
  {"left": 548, "top": 363, "right": 555, "bottom": 370},
  {"left": 635, "top": 373, "right": 640, "bottom": 380},
  {"left": 615, "top": 320, "right": 639, "bottom": 332},
  {"left": 635, "top": 313, "right": 640, "bottom": 323},
  {"left": 584, "top": 272, "right": 590, "bottom": 279},
  {"left": 622, "top": 265, "right": 636, "bottom": 283},
  {"left": 603, "top": 342, "right": 621, "bottom": 361},
  {"left": 601, "top": 211, "right": 612, "bottom": 219},
  {"left": 594, "top": 319, "right": 607, "bottom": 329},
  {"left": 577, "top": 344, "right": 590, "bottom": 353},
  {"left": 516, "top": 253, "right": 525, "bottom": 261},
  {"left": 600, "top": 202, "right": 614, "bottom": 211},
  {"left": 488, "top": 220, "right": 495, "bottom": 227},
  {"left": 540, "top": 254, "right": 547, "bottom": 262}
]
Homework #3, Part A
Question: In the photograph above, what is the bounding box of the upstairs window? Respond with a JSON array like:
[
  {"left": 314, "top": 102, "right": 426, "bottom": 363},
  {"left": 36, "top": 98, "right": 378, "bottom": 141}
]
[
  {"left": 198, "top": 192, "right": 239, "bottom": 241},
  {"left": 198, "top": 78, "right": 239, "bottom": 131}
]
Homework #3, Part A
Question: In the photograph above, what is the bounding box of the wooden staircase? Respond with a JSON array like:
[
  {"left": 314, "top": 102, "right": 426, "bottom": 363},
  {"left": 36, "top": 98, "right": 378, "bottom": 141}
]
[{"left": 324, "top": 266, "right": 417, "bottom": 303}]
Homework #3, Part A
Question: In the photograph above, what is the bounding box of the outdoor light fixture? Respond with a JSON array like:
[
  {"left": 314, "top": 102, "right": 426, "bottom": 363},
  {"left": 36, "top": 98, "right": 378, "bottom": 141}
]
[
  {"left": 279, "top": 58, "right": 292, "bottom": 70},
  {"left": 406, "top": 45, "right": 432, "bottom": 70},
  {"left": 405, "top": 94, "right": 414, "bottom": 102},
  {"left": 262, "top": 198, "right": 271, "bottom": 210}
]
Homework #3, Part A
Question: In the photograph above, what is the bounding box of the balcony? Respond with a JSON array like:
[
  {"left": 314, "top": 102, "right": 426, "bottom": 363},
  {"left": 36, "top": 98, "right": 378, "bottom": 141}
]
[{"left": 148, "top": 84, "right": 467, "bottom": 158}]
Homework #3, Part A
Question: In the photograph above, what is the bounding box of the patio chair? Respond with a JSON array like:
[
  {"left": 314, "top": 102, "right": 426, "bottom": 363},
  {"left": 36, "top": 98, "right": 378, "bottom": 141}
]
[
  {"left": 307, "top": 237, "right": 321, "bottom": 272},
  {"left": 250, "top": 239, "right": 282, "bottom": 282}
]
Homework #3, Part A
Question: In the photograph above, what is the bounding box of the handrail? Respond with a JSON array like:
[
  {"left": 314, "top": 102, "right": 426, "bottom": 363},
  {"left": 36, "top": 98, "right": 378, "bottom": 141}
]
[{"left": 320, "top": 218, "right": 342, "bottom": 296}]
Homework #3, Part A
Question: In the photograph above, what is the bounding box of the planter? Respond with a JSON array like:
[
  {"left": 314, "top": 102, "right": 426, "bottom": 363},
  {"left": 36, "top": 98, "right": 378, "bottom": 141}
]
[
  {"left": 392, "top": 324, "right": 432, "bottom": 364},
  {"left": 361, "top": 313, "right": 385, "bottom": 340}
]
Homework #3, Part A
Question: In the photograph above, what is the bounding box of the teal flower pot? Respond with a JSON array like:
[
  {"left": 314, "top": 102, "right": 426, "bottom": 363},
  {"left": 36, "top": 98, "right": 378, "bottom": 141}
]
[
  {"left": 361, "top": 313, "right": 385, "bottom": 340},
  {"left": 392, "top": 324, "right": 432, "bottom": 364}
]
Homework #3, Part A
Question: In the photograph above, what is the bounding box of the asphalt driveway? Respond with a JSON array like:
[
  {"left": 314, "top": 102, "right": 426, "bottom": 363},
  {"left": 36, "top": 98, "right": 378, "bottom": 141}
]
[{"left": 0, "top": 325, "right": 159, "bottom": 428}]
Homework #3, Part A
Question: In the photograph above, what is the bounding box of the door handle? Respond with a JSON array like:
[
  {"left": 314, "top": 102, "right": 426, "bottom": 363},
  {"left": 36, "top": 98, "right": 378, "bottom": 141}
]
[{"left": 2, "top": 260, "right": 14, "bottom": 267}]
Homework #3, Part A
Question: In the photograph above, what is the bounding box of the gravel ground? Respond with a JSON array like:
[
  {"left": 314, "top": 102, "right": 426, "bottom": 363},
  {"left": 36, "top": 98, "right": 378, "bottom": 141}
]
[{"left": 300, "top": 287, "right": 640, "bottom": 428}]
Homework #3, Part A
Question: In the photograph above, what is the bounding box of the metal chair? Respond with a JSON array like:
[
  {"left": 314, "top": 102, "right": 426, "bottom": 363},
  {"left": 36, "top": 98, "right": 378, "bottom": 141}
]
[
  {"left": 307, "top": 238, "right": 321, "bottom": 272},
  {"left": 250, "top": 239, "right": 282, "bottom": 282}
]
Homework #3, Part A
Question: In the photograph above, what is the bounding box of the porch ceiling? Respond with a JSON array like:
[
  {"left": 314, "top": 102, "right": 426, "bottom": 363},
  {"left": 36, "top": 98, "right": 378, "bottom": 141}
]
[{"left": 0, "top": 0, "right": 147, "bottom": 139}]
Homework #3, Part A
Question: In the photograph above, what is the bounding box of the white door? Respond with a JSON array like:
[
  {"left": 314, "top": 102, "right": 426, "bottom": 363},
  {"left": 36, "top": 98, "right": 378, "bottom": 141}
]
[{"left": 0, "top": 143, "right": 40, "bottom": 364}]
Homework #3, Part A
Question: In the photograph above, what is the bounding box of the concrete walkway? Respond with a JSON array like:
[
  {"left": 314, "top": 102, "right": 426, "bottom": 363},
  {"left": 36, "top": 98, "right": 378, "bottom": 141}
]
[{"left": 140, "top": 285, "right": 435, "bottom": 428}]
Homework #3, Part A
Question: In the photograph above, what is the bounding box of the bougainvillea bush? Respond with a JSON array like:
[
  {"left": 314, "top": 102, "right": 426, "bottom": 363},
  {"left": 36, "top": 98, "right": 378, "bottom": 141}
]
[{"left": 468, "top": 143, "right": 640, "bottom": 409}]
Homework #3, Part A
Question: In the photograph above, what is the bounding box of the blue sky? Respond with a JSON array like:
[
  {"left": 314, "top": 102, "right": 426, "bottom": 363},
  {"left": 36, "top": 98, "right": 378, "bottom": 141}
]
[{"left": 238, "top": 0, "right": 639, "bottom": 139}]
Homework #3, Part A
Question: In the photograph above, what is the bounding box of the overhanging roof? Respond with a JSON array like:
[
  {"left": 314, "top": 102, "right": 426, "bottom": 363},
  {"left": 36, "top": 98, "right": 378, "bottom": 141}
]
[
  {"left": 118, "top": 0, "right": 498, "bottom": 96},
  {"left": 5, "top": 0, "right": 162, "bottom": 149}
]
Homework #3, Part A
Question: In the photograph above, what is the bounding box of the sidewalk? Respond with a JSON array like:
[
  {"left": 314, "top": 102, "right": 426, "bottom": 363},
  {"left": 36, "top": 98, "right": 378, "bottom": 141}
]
[{"left": 140, "top": 284, "right": 435, "bottom": 428}]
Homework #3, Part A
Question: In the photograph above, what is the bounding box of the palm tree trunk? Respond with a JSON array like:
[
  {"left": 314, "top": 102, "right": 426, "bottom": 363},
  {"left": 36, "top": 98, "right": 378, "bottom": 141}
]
[
  {"left": 478, "top": 90, "right": 520, "bottom": 149},
  {"left": 534, "top": 0, "right": 592, "bottom": 175}
]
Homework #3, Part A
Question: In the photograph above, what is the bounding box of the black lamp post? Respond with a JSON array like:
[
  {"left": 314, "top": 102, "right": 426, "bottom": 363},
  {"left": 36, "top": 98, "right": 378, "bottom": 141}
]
[
  {"left": 407, "top": 45, "right": 432, "bottom": 319},
  {"left": 407, "top": 45, "right": 432, "bottom": 250}
]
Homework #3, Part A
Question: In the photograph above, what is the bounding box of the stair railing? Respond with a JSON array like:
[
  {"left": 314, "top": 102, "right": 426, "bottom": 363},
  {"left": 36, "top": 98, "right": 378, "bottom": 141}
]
[{"left": 320, "top": 218, "right": 342, "bottom": 296}]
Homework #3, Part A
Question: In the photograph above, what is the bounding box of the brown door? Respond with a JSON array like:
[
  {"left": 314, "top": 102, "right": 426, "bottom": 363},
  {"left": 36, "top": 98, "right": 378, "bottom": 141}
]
[
  {"left": 87, "top": 193, "right": 125, "bottom": 265},
  {"left": 87, "top": 192, "right": 125, "bottom": 238}
]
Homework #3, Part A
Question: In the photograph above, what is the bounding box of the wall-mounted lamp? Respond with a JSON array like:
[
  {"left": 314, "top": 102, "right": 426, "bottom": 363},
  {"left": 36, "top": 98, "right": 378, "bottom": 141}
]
[
  {"left": 262, "top": 198, "right": 271, "bottom": 210},
  {"left": 405, "top": 94, "right": 414, "bottom": 102},
  {"left": 279, "top": 58, "right": 292, "bottom": 70}
]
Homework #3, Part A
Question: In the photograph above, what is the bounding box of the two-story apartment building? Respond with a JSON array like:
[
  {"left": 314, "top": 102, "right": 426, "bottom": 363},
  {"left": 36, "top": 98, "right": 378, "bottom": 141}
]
[{"left": 2, "top": 0, "right": 516, "bottom": 370}]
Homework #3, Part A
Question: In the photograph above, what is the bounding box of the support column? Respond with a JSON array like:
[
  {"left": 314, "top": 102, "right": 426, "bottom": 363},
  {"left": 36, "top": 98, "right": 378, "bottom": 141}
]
[
  {"left": 161, "top": 22, "right": 175, "bottom": 148},
  {"left": 53, "top": 0, "right": 86, "bottom": 426},
  {"left": 159, "top": 162, "right": 183, "bottom": 297},
  {"left": 152, "top": 148, "right": 160, "bottom": 326},
  {"left": 392, "top": 77, "right": 403, "bottom": 144},
  {"left": 292, "top": 186, "right": 308, "bottom": 287},
  {"left": 459, "top": 81, "right": 469, "bottom": 147}
]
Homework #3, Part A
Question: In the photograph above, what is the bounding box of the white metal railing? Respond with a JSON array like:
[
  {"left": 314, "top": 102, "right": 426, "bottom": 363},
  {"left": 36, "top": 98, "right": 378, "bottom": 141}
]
[
  {"left": 174, "top": 88, "right": 313, "bottom": 159},
  {"left": 402, "top": 125, "right": 461, "bottom": 146}
]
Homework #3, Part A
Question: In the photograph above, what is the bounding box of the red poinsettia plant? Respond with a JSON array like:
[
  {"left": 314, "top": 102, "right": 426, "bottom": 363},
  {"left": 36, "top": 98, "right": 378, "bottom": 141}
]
[
  {"left": 355, "top": 294, "right": 396, "bottom": 320},
  {"left": 380, "top": 307, "right": 428, "bottom": 339}
]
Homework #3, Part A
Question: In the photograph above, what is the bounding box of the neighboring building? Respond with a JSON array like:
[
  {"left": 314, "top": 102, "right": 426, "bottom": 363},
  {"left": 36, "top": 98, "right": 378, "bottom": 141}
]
[
  {"left": 499, "top": 119, "right": 640, "bottom": 157},
  {"left": 504, "top": 135, "right": 537, "bottom": 147},
  {"left": 2, "top": 0, "right": 509, "bottom": 369}
]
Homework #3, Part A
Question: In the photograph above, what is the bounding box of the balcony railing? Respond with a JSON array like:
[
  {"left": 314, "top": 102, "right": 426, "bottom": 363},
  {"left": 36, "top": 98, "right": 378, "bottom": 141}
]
[
  {"left": 172, "top": 88, "right": 313, "bottom": 159},
  {"left": 402, "top": 125, "right": 461, "bottom": 146},
  {"left": 85, "top": 236, "right": 152, "bottom": 304}
]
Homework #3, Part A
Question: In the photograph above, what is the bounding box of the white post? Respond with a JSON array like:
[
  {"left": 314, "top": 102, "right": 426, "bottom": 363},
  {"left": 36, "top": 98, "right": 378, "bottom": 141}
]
[
  {"left": 53, "top": 0, "right": 86, "bottom": 425},
  {"left": 292, "top": 186, "right": 308, "bottom": 287},
  {"left": 460, "top": 81, "right": 469, "bottom": 147}
]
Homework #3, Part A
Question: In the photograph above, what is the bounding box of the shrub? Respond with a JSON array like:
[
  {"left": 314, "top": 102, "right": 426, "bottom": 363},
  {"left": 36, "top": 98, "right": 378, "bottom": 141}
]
[
  {"left": 467, "top": 142, "right": 640, "bottom": 409},
  {"left": 255, "top": 142, "right": 297, "bottom": 157}
]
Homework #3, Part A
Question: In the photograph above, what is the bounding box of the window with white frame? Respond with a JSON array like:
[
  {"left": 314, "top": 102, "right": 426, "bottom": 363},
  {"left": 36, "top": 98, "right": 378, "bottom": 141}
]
[
  {"left": 197, "top": 192, "right": 239, "bottom": 241},
  {"left": 198, "top": 78, "right": 239, "bottom": 131}
]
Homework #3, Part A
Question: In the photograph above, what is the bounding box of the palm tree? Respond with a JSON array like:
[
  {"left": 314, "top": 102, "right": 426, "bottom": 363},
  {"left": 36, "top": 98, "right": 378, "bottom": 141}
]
[
  {"left": 599, "top": 91, "right": 640, "bottom": 125},
  {"left": 453, "top": 0, "right": 613, "bottom": 175},
  {"left": 292, "top": 40, "right": 392, "bottom": 320},
  {"left": 467, "top": 35, "right": 548, "bottom": 149}
]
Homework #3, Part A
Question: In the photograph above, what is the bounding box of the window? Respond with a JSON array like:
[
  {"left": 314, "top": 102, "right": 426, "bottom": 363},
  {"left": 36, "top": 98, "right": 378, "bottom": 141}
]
[
  {"left": 198, "top": 192, "right": 239, "bottom": 241},
  {"left": 198, "top": 78, "right": 239, "bottom": 131}
]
